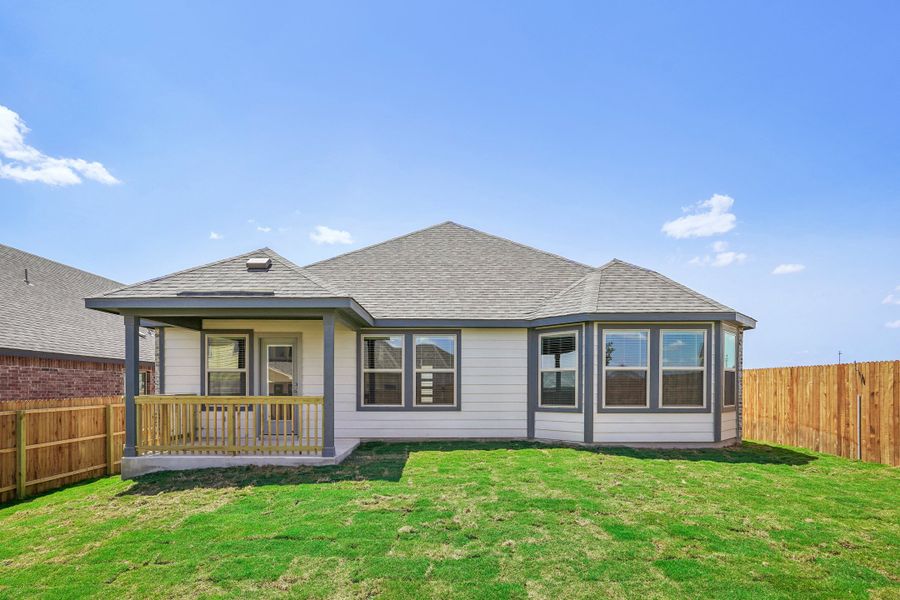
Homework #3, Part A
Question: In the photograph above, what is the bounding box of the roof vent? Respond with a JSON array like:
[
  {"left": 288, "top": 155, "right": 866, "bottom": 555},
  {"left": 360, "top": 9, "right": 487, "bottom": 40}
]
[{"left": 246, "top": 257, "right": 272, "bottom": 271}]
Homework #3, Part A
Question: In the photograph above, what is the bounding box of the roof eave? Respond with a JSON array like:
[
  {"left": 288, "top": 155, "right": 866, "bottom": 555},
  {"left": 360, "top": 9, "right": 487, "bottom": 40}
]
[{"left": 85, "top": 296, "right": 375, "bottom": 327}]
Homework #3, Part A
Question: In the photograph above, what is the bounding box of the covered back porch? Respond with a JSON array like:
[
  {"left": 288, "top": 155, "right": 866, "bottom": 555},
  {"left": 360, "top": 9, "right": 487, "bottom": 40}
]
[{"left": 102, "top": 298, "right": 372, "bottom": 476}]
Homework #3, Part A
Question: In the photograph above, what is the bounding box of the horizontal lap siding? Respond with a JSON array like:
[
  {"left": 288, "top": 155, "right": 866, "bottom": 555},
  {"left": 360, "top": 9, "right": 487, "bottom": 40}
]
[
  {"left": 335, "top": 328, "right": 528, "bottom": 439},
  {"left": 594, "top": 412, "right": 714, "bottom": 443},
  {"left": 163, "top": 328, "right": 200, "bottom": 394},
  {"left": 535, "top": 411, "right": 584, "bottom": 443}
]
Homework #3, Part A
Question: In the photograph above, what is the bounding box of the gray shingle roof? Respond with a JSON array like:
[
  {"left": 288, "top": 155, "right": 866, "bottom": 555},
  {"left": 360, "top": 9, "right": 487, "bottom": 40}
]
[
  {"left": 302, "top": 222, "right": 594, "bottom": 319},
  {"left": 0, "top": 244, "right": 155, "bottom": 362},
  {"left": 100, "top": 248, "right": 340, "bottom": 299},
  {"left": 528, "top": 259, "right": 733, "bottom": 318},
  {"left": 87, "top": 222, "right": 744, "bottom": 322}
]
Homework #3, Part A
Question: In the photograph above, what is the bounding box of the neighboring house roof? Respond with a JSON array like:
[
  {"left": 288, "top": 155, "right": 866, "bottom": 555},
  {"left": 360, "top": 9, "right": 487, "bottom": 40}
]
[
  {"left": 89, "top": 222, "right": 753, "bottom": 326},
  {"left": 0, "top": 244, "right": 155, "bottom": 362}
]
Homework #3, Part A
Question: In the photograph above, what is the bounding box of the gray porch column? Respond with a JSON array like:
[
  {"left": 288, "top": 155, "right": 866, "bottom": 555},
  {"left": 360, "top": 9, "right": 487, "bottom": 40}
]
[
  {"left": 322, "top": 311, "right": 336, "bottom": 457},
  {"left": 123, "top": 315, "right": 140, "bottom": 458}
]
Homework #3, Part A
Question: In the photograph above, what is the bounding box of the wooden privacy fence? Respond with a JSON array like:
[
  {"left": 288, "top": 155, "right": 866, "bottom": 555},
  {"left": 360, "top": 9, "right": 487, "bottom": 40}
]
[
  {"left": 743, "top": 361, "right": 899, "bottom": 466},
  {"left": 136, "top": 395, "right": 324, "bottom": 455},
  {"left": 0, "top": 396, "right": 125, "bottom": 503}
]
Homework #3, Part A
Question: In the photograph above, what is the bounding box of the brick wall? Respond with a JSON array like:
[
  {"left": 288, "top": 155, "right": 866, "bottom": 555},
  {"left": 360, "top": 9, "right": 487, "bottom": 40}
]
[{"left": 0, "top": 354, "right": 155, "bottom": 401}]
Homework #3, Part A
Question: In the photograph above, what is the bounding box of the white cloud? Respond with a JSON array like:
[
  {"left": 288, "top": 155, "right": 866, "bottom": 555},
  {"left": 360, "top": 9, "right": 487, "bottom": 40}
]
[
  {"left": 711, "top": 240, "right": 729, "bottom": 252},
  {"left": 881, "top": 286, "right": 900, "bottom": 305},
  {"left": 209, "top": 231, "right": 223, "bottom": 240},
  {"left": 662, "top": 194, "right": 737, "bottom": 238},
  {"left": 711, "top": 251, "right": 747, "bottom": 267},
  {"left": 310, "top": 225, "right": 353, "bottom": 245},
  {"left": 689, "top": 247, "right": 747, "bottom": 268},
  {"left": 772, "top": 263, "right": 805, "bottom": 275},
  {"left": 0, "top": 105, "right": 119, "bottom": 186},
  {"left": 256, "top": 226, "right": 272, "bottom": 233},
  {"left": 886, "top": 320, "right": 900, "bottom": 329}
]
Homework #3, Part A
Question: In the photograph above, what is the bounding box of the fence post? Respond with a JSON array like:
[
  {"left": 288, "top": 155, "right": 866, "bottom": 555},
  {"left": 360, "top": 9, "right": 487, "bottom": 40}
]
[
  {"left": 106, "top": 404, "right": 115, "bottom": 475},
  {"left": 16, "top": 410, "right": 26, "bottom": 500}
]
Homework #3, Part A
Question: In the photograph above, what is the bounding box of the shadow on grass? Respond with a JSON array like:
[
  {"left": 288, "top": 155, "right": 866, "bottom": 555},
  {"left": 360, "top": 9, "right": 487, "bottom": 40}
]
[
  {"left": 594, "top": 441, "right": 817, "bottom": 466},
  {"left": 118, "top": 440, "right": 815, "bottom": 497}
]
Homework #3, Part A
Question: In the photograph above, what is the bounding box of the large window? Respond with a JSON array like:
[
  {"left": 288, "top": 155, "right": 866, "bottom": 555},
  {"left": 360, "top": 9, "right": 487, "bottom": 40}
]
[
  {"left": 603, "top": 330, "right": 649, "bottom": 407},
  {"left": 206, "top": 335, "right": 248, "bottom": 396},
  {"left": 660, "top": 330, "right": 705, "bottom": 407},
  {"left": 414, "top": 335, "right": 457, "bottom": 406},
  {"left": 539, "top": 331, "right": 578, "bottom": 408},
  {"left": 361, "top": 334, "right": 404, "bottom": 406},
  {"left": 723, "top": 330, "right": 737, "bottom": 408}
]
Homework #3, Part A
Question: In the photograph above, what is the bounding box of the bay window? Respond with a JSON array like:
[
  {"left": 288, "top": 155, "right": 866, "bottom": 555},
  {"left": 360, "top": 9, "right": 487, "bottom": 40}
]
[
  {"left": 723, "top": 330, "right": 737, "bottom": 408},
  {"left": 603, "top": 330, "right": 649, "bottom": 407},
  {"left": 660, "top": 330, "right": 706, "bottom": 407},
  {"left": 539, "top": 331, "right": 578, "bottom": 408}
]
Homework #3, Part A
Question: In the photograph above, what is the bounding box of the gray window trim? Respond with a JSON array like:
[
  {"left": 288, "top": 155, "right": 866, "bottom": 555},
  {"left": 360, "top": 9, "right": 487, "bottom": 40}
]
[
  {"left": 355, "top": 329, "right": 462, "bottom": 412},
  {"left": 200, "top": 329, "right": 254, "bottom": 396},
  {"left": 535, "top": 325, "right": 583, "bottom": 413},
  {"left": 721, "top": 326, "right": 738, "bottom": 413},
  {"left": 599, "top": 328, "right": 651, "bottom": 409},
  {"left": 659, "top": 328, "right": 708, "bottom": 410},
  {"left": 597, "top": 323, "right": 713, "bottom": 414}
]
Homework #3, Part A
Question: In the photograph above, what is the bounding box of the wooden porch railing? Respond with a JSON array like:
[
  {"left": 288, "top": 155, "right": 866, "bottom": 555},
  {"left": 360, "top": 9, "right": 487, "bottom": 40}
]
[{"left": 135, "top": 396, "right": 324, "bottom": 456}]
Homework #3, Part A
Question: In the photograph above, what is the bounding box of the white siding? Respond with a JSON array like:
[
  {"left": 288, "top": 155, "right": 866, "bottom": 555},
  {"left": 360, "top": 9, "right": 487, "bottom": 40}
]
[
  {"left": 163, "top": 328, "right": 201, "bottom": 394},
  {"left": 535, "top": 411, "right": 584, "bottom": 443},
  {"left": 594, "top": 412, "right": 715, "bottom": 443},
  {"left": 721, "top": 410, "right": 737, "bottom": 441},
  {"left": 335, "top": 328, "right": 528, "bottom": 439}
]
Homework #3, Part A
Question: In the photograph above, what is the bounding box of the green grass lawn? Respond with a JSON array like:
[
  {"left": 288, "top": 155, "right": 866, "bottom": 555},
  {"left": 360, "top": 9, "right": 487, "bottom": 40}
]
[{"left": 0, "top": 441, "right": 897, "bottom": 599}]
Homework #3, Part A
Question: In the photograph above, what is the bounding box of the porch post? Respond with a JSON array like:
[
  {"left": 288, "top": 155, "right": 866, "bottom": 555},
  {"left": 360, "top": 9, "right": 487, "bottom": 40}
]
[
  {"left": 322, "top": 311, "right": 336, "bottom": 457},
  {"left": 123, "top": 315, "right": 140, "bottom": 458}
]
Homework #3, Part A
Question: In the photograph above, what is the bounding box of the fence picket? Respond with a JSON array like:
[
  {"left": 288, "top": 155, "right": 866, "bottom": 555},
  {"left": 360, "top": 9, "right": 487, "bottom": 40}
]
[{"left": 744, "top": 361, "right": 899, "bottom": 466}]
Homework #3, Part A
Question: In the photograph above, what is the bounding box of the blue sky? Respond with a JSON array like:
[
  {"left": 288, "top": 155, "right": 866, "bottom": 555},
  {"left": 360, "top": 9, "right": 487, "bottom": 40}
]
[{"left": 1, "top": 1, "right": 898, "bottom": 368}]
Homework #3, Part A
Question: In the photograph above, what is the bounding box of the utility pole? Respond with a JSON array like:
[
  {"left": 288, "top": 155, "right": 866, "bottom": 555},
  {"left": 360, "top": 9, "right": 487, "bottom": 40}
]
[{"left": 838, "top": 350, "right": 842, "bottom": 365}]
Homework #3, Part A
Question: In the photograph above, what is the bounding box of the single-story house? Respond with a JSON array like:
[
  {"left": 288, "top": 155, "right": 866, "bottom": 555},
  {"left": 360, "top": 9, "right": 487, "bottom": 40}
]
[
  {"left": 0, "top": 244, "right": 155, "bottom": 401},
  {"left": 85, "top": 222, "right": 754, "bottom": 476}
]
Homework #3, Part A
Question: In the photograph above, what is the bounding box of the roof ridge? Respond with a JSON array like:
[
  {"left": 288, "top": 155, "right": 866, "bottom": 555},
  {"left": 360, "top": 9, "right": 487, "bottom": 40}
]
[
  {"left": 644, "top": 269, "right": 730, "bottom": 310},
  {"left": 302, "top": 221, "right": 596, "bottom": 271},
  {"left": 100, "top": 247, "right": 273, "bottom": 297},
  {"left": 0, "top": 243, "right": 123, "bottom": 288},
  {"left": 526, "top": 266, "right": 604, "bottom": 318},
  {"left": 301, "top": 222, "right": 456, "bottom": 269},
  {"left": 261, "top": 248, "right": 346, "bottom": 296},
  {"left": 607, "top": 259, "right": 731, "bottom": 310},
  {"left": 445, "top": 222, "right": 596, "bottom": 270}
]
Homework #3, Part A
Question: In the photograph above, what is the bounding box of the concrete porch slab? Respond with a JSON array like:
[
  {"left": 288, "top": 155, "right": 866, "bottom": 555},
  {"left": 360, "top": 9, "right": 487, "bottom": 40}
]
[{"left": 121, "top": 438, "right": 360, "bottom": 479}]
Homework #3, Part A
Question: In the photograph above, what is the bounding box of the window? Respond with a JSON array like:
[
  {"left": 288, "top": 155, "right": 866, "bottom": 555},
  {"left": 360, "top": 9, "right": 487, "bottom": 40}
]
[
  {"left": 660, "top": 330, "right": 705, "bottom": 407},
  {"left": 723, "top": 330, "right": 737, "bottom": 408},
  {"left": 603, "top": 330, "right": 649, "bottom": 407},
  {"left": 414, "top": 335, "right": 456, "bottom": 406},
  {"left": 206, "top": 335, "right": 248, "bottom": 396},
  {"left": 539, "top": 331, "right": 578, "bottom": 408},
  {"left": 361, "top": 334, "right": 404, "bottom": 406},
  {"left": 139, "top": 371, "right": 150, "bottom": 395}
]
